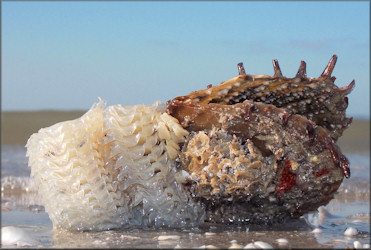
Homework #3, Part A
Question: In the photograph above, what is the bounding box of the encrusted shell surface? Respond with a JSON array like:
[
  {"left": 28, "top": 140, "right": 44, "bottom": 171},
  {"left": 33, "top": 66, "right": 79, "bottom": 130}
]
[
  {"left": 170, "top": 101, "right": 345, "bottom": 223},
  {"left": 167, "top": 55, "right": 352, "bottom": 224},
  {"left": 26, "top": 99, "right": 205, "bottom": 231}
]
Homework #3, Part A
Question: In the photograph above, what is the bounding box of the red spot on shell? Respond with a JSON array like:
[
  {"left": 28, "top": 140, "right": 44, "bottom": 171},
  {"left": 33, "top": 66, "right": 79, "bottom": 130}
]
[
  {"left": 314, "top": 168, "right": 329, "bottom": 177},
  {"left": 326, "top": 141, "right": 350, "bottom": 178},
  {"left": 276, "top": 160, "right": 297, "bottom": 194},
  {"left": 344, "top": 96, "right": 348, "bottom": 105}
]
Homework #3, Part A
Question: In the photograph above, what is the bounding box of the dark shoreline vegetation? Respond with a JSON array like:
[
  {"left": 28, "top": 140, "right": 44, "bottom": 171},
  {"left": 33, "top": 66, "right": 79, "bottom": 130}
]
[
  {"left": 1, "top": 110, "right": 85, "bottom": 145},
  {"left": 1, "top": 110, "right": 369, "bottom": 154}
]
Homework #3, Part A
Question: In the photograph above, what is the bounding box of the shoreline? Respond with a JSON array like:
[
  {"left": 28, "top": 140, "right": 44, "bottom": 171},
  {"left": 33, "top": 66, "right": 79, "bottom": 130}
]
[{"left": 1, "top": 110, "right": 85, "bottom": 146}]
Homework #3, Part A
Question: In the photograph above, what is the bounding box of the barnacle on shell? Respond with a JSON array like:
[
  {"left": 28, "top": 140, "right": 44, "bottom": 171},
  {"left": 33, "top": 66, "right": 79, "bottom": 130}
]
[{"left": 26, "top": 55, "right": 353, "bottom": 230}]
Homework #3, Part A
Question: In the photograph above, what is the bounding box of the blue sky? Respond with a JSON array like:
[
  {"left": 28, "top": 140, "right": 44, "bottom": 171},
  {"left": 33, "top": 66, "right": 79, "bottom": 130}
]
[{"left": 2, "top": 1, "right": 370, "bottom": 119}]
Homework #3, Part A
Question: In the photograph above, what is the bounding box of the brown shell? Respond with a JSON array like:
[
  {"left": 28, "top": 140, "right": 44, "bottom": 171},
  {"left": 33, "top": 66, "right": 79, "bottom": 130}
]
[
  {"left": 171, "top": 55, "right": 354, "bottom": 141},
  {"left": 166, "top": 55, "right": 352, "bottom": 224}
]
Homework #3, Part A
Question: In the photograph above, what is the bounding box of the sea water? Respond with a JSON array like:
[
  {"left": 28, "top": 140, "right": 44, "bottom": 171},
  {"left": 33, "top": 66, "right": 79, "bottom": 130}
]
[{"left": 1, "top": 144, "right": 370, "bottom": 248}]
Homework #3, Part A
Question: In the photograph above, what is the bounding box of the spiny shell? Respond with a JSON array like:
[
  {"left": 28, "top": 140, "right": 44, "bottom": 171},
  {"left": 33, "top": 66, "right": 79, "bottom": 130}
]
[
  {"left": 167, "top": 55, "right": 352, "bottom": 224},
  {"left": 172, "top": 55, "right": 354, "bottom": 141},
  {"left": 26, "top": 99, "right": 205, "bottom": 231}
]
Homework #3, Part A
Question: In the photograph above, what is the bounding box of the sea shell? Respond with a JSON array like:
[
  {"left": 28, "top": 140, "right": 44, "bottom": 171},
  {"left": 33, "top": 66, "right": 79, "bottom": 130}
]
[
  {"left": 26, "top": 99, "right": 205, "bottom": 230},
  {"left": 171, "top": 55, "right": 354, "bottom": 141},
  {"left": 26, "top": 55, "right": 353, "bottom": 230},
  {"left": 167, "top": 55, "right": 352, "bottom": 224},
  {"left": 168, "top": 100, "right": 346, "bottom": 223}
]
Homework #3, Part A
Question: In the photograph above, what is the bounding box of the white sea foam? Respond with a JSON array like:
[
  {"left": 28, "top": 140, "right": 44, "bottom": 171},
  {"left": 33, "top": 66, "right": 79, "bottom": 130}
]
[
  {"left": 344, "top": 227, "right": 358, "bottom": 237},
  {"left": 1, "top": 226, "right": 39, "bottom": 247},
  {"left": 1, "top": 176, "right": 37, "bottom": 193}
]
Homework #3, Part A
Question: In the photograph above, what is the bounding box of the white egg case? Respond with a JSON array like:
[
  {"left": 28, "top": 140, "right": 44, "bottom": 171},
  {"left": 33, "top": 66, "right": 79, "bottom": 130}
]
[{"left": 26, "top": 99, "right": 205, "bottom": 231}]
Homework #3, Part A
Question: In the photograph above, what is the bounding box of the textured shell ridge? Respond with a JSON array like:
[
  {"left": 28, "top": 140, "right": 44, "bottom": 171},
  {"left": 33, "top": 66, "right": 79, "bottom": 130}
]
[{"left": 171, "top": 55, "right": 354, "bottom": 142}]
